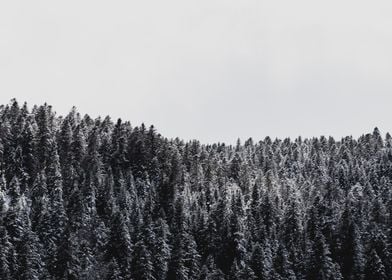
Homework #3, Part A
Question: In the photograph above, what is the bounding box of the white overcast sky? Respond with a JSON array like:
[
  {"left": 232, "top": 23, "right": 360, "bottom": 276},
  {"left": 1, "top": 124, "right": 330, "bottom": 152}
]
[{"left": 1, "top": 1, "right": 392, "bottom": 143}]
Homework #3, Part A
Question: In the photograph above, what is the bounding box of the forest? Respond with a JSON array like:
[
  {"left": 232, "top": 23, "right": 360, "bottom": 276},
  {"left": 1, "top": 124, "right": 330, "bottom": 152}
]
[{"left": 0, "top": 99, "right": 391, "bottom": 280}]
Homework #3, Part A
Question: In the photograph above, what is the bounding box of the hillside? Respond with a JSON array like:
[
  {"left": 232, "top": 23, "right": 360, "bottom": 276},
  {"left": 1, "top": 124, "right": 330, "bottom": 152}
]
[{"left": 0, "top": 100, "right": 391, "bottom": 279}]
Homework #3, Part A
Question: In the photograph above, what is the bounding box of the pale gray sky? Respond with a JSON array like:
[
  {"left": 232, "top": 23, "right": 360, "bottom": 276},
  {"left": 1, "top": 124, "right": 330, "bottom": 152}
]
[{"left": 1, "top": 1, "right": 392, "bottom": 143}]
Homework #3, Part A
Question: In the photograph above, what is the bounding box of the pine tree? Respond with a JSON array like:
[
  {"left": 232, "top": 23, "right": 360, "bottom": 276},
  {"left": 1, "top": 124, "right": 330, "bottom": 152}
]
[
  {"left": 312, "top": 232, "right": 342, "bottom": 280},
  {"left": 0, "top": 225, "right": 13, "bottom": 280},
  {"left": 45, "top": 148, "right": 68, "bottom": 278},
  {"left": 250, "top": 241, "right": 274, "bottom": 280},
  {"left": 275, "top": 244, "right": 297, "bottom": 280},
  {"left": 107, "top": 211, "right": 133, "bottom": 279},
  {"left": 364, "top": 249, "right": 387, "bottom": 280},
  {"left": 339, "top": 206, "right": 365, "bottom": 280},
  {"left": 107, "top": 259, "right": 124, "bottom": 280},
  {"left": 133, "top": 240, "right": 155, "bottom": 280},
  {"left": 4, "top": 177, "right": 26, "bottom": 244},
  {"left": 229, "top": 259, "right": 256, "bottom": 280},
  {"left": 19, "top": 228, "right": 43, "bottom": 280},
  {"left": 199, "top": 256, "right": 225, "bottom": 280},
  {"left": 153, "top": 217, "right": 171, "bottom": 280}
]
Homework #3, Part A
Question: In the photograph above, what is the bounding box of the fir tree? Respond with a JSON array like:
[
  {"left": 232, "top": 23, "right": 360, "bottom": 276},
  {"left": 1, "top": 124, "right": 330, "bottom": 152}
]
[{"left": 364, "top": 249, "right": 387, "bottom": 280}]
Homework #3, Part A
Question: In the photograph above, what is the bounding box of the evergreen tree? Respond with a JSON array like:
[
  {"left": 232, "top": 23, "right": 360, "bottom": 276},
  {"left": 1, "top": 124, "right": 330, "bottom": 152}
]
[
  {"left": 1, "top": 101, "right": 392, "bottom": 280},
  {"left": 133, "top": 240, "right": 155, "bottom": 280},
  {"left": 0, "top": 225, "right": 13, "bottom": 280},
  {"left": 364, "top": 249, "right": 387, "bottom": 280},
  {"left": 153, "top": 217, "right": 171, "bottom": 280},
  {"left": 19, "top": 228, "right": 43, "bottom": 280},
  {"left": 107, "top": 211, "right": 132, "bottom": 279}
]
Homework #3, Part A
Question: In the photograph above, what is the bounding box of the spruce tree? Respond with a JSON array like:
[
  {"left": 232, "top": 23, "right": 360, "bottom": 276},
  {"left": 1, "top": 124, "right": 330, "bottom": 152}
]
[{"left": 364, "top": 249, "right": 387, "bottom": 280}]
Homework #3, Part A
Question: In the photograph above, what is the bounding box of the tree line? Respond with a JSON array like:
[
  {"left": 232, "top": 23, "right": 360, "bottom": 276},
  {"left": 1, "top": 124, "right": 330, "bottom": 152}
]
[{"left": 0, "top": 99, "right": 391, "bottom": 279}]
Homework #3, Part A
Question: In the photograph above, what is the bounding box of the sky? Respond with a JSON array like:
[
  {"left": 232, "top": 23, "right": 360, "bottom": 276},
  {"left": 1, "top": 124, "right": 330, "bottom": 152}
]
[{"left": 1, "top": 1, "right": 392, "bottom": 144}]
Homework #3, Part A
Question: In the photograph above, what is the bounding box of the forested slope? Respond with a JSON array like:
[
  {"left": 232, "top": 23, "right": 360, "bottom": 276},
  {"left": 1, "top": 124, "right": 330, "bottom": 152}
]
[{"left": 0, "top": 100, "right": 391, "bottom": 279}]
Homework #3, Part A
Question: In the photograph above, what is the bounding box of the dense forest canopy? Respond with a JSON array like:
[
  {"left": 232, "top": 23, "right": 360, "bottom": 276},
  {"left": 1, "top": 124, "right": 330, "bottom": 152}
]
[{"left": 0, "top": 99, "right": 392, "bottom": 280}]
